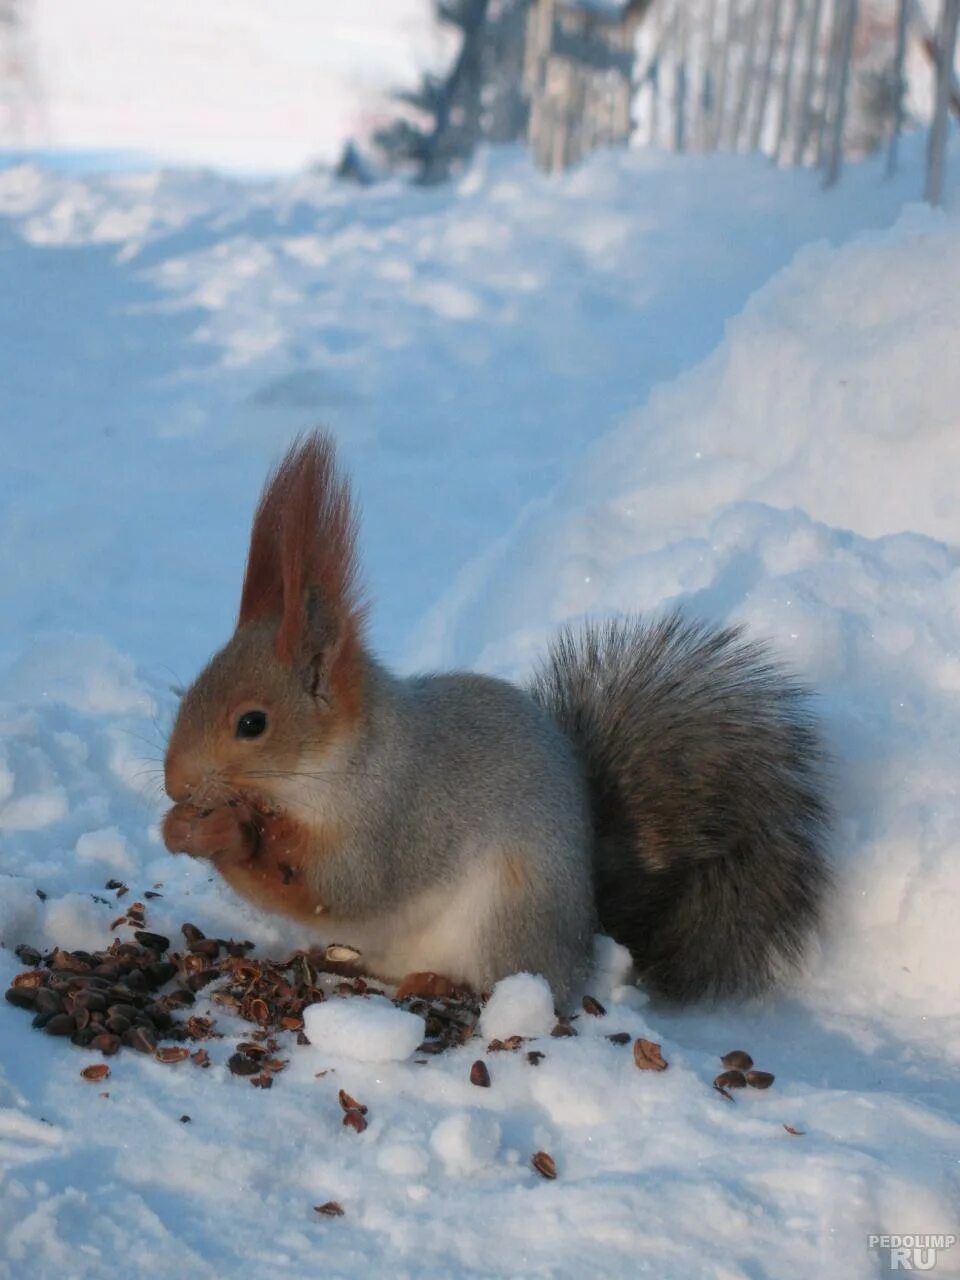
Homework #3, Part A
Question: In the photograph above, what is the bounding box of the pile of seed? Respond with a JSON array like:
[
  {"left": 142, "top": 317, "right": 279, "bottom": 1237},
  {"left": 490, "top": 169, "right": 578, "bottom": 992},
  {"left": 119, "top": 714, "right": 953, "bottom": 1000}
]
[
  {"left": 3, "top": 919, "right": 490, "bottom": 1082},
  {"left": 3, "top": 926, "right": 251, "bottom": 1062}
]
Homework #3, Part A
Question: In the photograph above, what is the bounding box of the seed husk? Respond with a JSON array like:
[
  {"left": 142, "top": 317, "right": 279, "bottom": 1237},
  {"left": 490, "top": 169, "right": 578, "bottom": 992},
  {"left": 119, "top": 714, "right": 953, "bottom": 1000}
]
[
  {"left": 582, "top": 995, "right": 606, "bottom": 1017},
  {"left": 107, "top": 1002, "right": 141, "bottom": 1022},
  {"left": 186, "top": 968, "right": 219, "bottom": 992},
  {"left": 146, "top": 962, "right": 178, "bottom": 986},
  {"left": 12, "top": 971, "right": 45, "bottom": 989},
  {"left": 90, "top": 1032, "right": 121, "bottom": 1056},
  {"left": 714, "top": 1069, "right": 747, "bottom": 1091},
  {"left": 526, "top": 1050, "right": 545, "bottom": 1066},
  {"left": 246, "top": 997, "right": 270, "bottom": 1023},
  {"left": 342, "top": 1109, "right": 367, "bottom": 1134},
  {"left": 324, "top": 945, "right": 361, "bottom": 964},
  {"left": 633, "top": 1038, "right": 668, "bottom": 1071},
  {"left": 144, "top": 1003, "right": 173, "bottom": 1030},
  {"left": 15, "top": 945, "right": 42, "bottom": 966},
  {"left": 43, "top": 1013, "right": 77, "bottom": 1036},
  {"left": 338, "top": 1089, "right": 367, "bottom": 1115},
  {"left": 228, "top": 1052, "right": 261, "bottom": 1077},
  {"left": 531, "top": 1151, "right": 557, "bottom": 1180},
  {"left": 164, "top": 989, "right": 195, "bottom": 1008},
  {"left": 721, "top": 1049, "right": 754, "bottom": 1071},
  {"left": 190, "top": 938, "right": 221, "bottom": 960},
  {"left": 81, "top": 1063, "right": 111, "bottom": 1082},
  {"left": 314, "top": 1201, "right": 345, "bottom": 1217},
  {"left": 606, "top": 1032, "right": 631, "bottom": 1046},
  {"left": 551, "top": 1021, "right": 576, "bottom": 1038},
  {"left": 5, "top": 986, "right": 37, "bottom": 1010},
  {"left": 134, "top": 931, "right": 170, "bottom": 953},
  {"left": 125, "top": 1026, "right": 157, "bottom": 1054},
  {"left": 469, "top": 1060, "right": 491, "bottom": 1088},
  {"left": 156, "top": 1046, "right": 190, "bottom": 1064},
  {"left": 486, "top": 1036, "right": 523, "bottom": 1052},
  {"left": 745, "top": 1070, "right": 775, "bottom": 1090},
  {"left": 73, "top": 990, "right": 107, "bottom": 1013}
]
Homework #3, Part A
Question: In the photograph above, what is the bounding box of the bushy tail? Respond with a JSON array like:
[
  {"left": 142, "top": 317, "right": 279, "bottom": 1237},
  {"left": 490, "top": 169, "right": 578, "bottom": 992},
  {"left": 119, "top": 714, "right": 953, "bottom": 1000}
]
[{"left": 529, "top": 612, "right": 831, "bottom": 1002}]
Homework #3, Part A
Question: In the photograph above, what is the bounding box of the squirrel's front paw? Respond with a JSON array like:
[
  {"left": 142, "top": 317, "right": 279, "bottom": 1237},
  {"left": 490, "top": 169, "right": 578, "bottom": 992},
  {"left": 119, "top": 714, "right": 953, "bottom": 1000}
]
[{"left": 162, "top": 802, "right": 256, "bottom": 862}]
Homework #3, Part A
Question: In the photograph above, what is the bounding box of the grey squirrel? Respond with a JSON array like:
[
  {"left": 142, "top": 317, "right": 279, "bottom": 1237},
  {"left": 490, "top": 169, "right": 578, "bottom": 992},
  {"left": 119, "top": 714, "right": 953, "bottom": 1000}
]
[{"left": 162, "top": 432, "right": 831, "bottom": 1006}]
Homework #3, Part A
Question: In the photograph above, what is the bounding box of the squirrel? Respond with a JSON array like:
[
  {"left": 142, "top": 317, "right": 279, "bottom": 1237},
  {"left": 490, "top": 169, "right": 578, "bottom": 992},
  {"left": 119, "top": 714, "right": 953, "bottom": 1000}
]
[{"left": 162, "top": 432, "right": 831, "bottom": 1007}]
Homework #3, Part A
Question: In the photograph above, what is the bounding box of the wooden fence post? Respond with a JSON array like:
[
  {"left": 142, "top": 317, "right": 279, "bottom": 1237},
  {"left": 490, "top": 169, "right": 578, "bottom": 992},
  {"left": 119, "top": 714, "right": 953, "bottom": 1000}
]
[
  {"left": 732, "top": 0, "right": 763, "bottom": 146},
  {"left": 751, "top": 0, "right": 784, "bottom": 151},
  {"left": 794, "top": 0, "right": 825, "bottom": 163},
  {"left": 774, "top": 0, "right": 805, "bottom": 162},
  {"left": 697, "top": 0, "right": 720, "bottom": 149},
  {"left": 675, "top": 4, "right": 689, "bottom": 151},
  {"left": 823, "top": 0, "right": 857, "bottom": 186},
  {"left": 926, "top": 0, "right": 960, "bottom": 203},
  {"left": 885, "top": 0, "right": 910, "bottom": 176},
  {"left": 711, "top": 0, "right": 739, "bottom": 148}
]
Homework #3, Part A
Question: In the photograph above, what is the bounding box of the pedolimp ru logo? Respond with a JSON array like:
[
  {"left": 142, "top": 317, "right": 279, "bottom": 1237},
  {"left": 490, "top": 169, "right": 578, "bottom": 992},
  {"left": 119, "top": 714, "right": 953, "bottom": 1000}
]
[{"left": 868, "top": 1235, "right": 957, "bottom": 1272}]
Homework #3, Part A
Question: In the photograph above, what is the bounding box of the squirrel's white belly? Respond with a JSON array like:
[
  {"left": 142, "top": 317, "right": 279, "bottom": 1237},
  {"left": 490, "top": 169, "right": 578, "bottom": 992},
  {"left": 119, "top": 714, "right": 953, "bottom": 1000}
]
[{"left": 321, "top": 851, "right": 508, "bottom": 989}]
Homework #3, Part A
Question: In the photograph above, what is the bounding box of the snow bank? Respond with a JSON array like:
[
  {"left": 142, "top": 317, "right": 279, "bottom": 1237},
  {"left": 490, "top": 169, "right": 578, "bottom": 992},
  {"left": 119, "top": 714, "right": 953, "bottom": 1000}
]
[{"left": 434, "top": 204, "right": 960, "bottom": 1056}]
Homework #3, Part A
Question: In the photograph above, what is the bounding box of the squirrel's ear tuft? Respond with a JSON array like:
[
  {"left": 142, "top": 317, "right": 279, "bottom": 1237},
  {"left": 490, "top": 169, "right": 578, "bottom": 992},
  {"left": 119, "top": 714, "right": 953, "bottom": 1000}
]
[{"left": 238, "top": 432, "right": 364, "bottom": 691}]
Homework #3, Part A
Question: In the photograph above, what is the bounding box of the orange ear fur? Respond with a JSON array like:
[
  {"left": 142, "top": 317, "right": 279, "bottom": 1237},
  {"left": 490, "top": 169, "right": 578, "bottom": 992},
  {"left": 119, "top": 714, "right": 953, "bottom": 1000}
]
[{"left": 237, "top": 433, "right": 365, "bottom": 710}]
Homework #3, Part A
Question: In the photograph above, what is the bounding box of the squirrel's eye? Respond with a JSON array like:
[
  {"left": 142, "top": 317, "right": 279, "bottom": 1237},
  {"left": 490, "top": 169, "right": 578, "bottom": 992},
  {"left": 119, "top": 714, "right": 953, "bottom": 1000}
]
[{"left": 235, "top": 710, "right": 268, "bottom": 740}]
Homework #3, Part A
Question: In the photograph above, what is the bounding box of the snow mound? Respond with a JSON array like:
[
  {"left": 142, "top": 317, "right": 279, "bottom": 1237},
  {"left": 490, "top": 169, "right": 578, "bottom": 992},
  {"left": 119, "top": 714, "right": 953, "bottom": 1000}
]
[
  {"left": 302, "top": 996, "right": 425, "bottom": 1062},
  {"left": 479, "top": 972, "right": 556, "bottom": 1041}
]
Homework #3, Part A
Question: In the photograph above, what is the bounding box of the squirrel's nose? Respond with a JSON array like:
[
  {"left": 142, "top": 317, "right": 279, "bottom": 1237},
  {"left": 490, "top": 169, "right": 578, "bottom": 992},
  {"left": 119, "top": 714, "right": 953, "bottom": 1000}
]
[{"left": 165, "top": 758, "right": 199, "bottom": 804}]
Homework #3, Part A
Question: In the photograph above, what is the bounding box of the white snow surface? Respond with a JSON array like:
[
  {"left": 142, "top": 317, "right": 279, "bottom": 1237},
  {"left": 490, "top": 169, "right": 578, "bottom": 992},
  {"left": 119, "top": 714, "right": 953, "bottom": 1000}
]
[
  {"left": 2, "top": 139, "right": 960, "bottom": 1278},
  {"left": 302, "top": 997, "right": 425, "bottom": 1063}
]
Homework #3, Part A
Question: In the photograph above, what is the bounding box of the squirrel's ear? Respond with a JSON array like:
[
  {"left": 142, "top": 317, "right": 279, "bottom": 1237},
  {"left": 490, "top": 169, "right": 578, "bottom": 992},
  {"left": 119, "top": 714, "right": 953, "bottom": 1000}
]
[{"left": 300, "top": 587, "right": 343, "bottom": 707}]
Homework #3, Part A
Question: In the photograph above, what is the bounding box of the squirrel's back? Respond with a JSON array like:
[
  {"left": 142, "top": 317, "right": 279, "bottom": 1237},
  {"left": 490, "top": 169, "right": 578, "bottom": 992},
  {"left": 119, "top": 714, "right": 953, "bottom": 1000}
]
[
  {"left": 530, "top": 612, "right": 831, "bottom": 1002},
  {"left": 273, "top": 657, "right": 597, "bottom": 1001}
]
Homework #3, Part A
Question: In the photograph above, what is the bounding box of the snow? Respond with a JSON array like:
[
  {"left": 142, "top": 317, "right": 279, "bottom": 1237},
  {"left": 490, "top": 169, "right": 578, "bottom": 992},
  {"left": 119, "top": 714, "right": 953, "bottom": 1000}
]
[
  {"left": 74, "top": 828, "right": 134, "bottom": 875},
  {"left": 4, "top": 2, "right": 451, "bottom": 173},
  {"left": 1, "top": 134, "right": 960, "bottom": 1278},
  {"left": 302, "top": 996, "right": 425, "bottom": 1063},
  {"left": 429, "top": 1110, "right": 502, "bottom": 1176},
  {"left": 479, "top": 972, "right": 557, "bottom": 1040}
]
